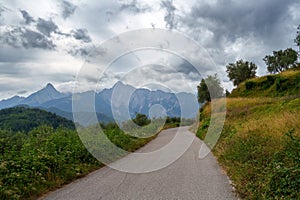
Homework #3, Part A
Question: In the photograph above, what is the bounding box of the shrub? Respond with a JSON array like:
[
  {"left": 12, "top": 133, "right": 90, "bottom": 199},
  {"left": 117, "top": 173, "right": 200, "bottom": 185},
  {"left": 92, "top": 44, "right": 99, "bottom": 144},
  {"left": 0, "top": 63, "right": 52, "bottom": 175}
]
[{"left": 245, "top": 81, "right": 256, "bottom": 90}]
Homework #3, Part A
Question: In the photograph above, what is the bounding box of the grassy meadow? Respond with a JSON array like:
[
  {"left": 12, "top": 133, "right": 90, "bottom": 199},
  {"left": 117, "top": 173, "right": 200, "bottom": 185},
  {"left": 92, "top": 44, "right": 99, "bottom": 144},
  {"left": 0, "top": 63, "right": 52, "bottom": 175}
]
[{"left": 197, "top": 70, "right": 300, "bottom": 199}]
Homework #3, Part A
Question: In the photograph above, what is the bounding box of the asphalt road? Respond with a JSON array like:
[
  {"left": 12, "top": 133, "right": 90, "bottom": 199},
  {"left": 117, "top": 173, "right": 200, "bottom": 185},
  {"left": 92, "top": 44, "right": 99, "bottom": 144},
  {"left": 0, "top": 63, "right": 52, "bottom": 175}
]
[{"left": 41, "top": 127, "right": 237, "bottom": 200}]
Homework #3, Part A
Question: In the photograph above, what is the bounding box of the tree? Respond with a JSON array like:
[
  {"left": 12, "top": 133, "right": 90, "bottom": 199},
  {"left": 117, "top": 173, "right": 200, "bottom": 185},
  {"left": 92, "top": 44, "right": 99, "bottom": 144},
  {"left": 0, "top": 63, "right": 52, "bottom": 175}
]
[
  {"left": 295, "top": 24, "right": 300, "bottom": 51},
  {"left": 263, "top": 48, "right": 298, "bottom": 74},
  {"left": 133, "top": 113, "right": 151, "bottom": 126},
  {"left": 226, "top": 59, "right": 257, "bottom": 86},
  {"left": 197, "top": 74, "right": 224, "bottom": 103}
]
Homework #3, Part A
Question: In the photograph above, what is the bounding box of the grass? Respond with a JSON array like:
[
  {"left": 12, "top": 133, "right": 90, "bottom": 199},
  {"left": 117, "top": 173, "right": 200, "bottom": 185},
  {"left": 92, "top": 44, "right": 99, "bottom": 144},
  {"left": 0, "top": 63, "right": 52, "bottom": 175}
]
[
  {"left": 230, "top": 69, "right": 300, "bottom": 98},
  {"left": 197, "top": 97, "right": 300, "bottom": 199}
]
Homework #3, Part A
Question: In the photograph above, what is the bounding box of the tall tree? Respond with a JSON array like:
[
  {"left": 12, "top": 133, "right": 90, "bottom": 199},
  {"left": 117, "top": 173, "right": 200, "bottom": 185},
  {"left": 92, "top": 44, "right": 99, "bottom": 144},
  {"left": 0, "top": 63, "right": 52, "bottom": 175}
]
[
  {"left": 295, "top": 24, "right": 300, "bottom": 51},
  {"left": 197, "top": 74, "right": 223, "bottom": 103},
  {"left": 263, "top": 48, "right": 298, "bottom": 74},
  {"left": 226, "top": 59, "right": 257, "bottom": 86}
]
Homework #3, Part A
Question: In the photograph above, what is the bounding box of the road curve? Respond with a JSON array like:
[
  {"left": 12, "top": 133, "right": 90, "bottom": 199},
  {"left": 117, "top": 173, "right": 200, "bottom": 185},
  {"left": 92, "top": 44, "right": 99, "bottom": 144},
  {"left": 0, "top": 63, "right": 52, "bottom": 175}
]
[{"left": 40, "top": 127, "right": 237, "bottom": 200}]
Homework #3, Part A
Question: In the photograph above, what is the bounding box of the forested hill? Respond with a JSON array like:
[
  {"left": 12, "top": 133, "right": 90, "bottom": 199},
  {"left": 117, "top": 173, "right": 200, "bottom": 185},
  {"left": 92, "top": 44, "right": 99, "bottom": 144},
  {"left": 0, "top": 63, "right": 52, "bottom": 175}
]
[{"left": 0, "top": 107, "right": 75, "bottom": 132}]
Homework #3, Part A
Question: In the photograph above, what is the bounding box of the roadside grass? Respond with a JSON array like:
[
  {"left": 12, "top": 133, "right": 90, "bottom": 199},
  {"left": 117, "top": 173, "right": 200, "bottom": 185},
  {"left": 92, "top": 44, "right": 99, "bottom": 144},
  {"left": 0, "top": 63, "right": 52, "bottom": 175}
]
[{"left": 197, "top": 97, "right": 300, "bottom": 199}]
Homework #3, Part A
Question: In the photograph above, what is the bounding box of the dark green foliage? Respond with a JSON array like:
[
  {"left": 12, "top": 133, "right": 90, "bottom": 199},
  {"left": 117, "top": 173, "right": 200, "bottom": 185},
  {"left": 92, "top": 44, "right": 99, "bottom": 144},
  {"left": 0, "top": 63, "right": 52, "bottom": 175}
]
[
  {"left": 263, "top": 48, "right": 298, "bottom": 74},
  {"left": 196, "top": 118, "right": 210, "bottom": 140},
  {"left": 197, "top": 79, "right": 210, "bottom": 103},
  {"left": 267, "top": 130, "right": 300, "bottom": 199},
  {"left": 226, "top": 60, "right": 257, "bottom": 86},
  {"left": 225, "top": 90, "right": 231, "bottom": 96},
  {"left": 295, "top": 24, "right": 300, "bottom": 51},
  {"left": 0, "top": 126, "right": 100, "bottom": 199},
  {"left": 165, "top": 116, "right": 180, "bottom": 124},
  {"left": 275, "top": 77, "right": 288, "bottom": 92},
  {"left": 0, "top": 122, "right": 158, "bottom": 199},
  {"left": 197, "top": 74, "right": 224, "bottom": 103},
  {"left": 230, "top": 70, "right": 300, "bottom": 97},
  {"left": 132, "top": 113, "right": 151, "bottom": 126},
  {"left": 245, "top": 81, "right": 256, "bottom": 90},
  {"left": 261, "top": 75, "right": 275, "bottom": 89},
  {"left": 0, "top": 107, "right": 75, "bottom": 132}
]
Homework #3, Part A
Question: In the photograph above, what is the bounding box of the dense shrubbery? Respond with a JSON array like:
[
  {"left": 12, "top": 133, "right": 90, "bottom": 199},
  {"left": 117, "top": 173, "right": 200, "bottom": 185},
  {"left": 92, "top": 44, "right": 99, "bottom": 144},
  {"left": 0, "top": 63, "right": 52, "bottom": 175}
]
[
  {"left": 0, "top": 121, "right": 164, "bottom": 199},
  {"left": 0, "top": 126, "right": 99, "bottom": 199}
]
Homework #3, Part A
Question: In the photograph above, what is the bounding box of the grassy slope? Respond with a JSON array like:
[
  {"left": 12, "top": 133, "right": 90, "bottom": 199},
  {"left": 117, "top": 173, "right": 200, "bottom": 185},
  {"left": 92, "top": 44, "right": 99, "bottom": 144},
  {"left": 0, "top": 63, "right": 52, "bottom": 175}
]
[
  {"left": 197, "top": 70, "right": 300, "bottom": 199},
  {"left": 230, "top": 69, "right": 300, "bottom": 98}
]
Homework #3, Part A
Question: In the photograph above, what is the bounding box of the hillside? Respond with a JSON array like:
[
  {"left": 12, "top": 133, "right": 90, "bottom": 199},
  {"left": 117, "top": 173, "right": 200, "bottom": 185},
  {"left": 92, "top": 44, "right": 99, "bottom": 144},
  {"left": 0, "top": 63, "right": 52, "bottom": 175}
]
[
  {"left": 230, "top": 69, "right": 300, "bottom": 97},
  {"left": 197, "top": 70, "right": 300, "bottom": 199},
  {"left": 0, "top": 107, "right": 75, "bottom": 132}
]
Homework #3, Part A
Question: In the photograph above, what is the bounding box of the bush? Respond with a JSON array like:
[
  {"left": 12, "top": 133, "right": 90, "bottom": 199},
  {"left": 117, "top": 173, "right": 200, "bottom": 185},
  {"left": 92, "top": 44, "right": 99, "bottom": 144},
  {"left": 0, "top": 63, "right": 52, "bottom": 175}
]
[
  {"left": 245, "top": 81, "right": 256, "bottom": 90},
  {"left": 0, "top": 123, "right": 158, "bottom": 199}
]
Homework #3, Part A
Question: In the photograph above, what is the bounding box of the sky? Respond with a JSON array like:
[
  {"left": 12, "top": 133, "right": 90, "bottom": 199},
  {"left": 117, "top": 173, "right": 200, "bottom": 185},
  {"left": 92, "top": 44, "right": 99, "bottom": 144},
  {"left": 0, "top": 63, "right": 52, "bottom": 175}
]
[{"left": 0, "top": 0, "right": 299, "bottom": 99}]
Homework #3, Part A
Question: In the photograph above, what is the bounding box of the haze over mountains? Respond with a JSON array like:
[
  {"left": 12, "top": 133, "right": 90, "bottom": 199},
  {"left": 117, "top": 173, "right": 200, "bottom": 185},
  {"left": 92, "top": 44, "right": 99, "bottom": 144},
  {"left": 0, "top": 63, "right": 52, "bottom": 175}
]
[{"left": 0, "top": 82, "right": 198, "bottom": 125}]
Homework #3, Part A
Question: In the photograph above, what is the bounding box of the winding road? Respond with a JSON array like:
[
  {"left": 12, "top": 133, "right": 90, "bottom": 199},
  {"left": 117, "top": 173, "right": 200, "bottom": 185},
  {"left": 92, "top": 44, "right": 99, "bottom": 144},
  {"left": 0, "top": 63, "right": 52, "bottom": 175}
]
[{"left": 41, "top": 127, "right": 237, "bottom": 200}]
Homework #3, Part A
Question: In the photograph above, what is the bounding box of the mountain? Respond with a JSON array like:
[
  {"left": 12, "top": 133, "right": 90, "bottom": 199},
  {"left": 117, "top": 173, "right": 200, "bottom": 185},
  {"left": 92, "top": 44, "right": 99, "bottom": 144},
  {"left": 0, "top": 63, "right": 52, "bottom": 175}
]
[
  {"left": 0, "top": 82, "right": 199, "bottom": 125},
  {"left": 20, "top": 83, "right": 67, "bottom": 106},
  {"left": 0, "top": 96, "right": 25, "bottom": 110},
  {"left": 0, "top": 107, "right": 75, "bottom": 132}
]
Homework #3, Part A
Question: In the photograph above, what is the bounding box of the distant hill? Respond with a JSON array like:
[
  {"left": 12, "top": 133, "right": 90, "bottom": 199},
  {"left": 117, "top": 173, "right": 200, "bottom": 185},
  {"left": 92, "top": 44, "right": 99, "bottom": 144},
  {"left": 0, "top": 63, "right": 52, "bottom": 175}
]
[
  {"left": 0, "top": 107, "right": 75, "bottom": 132},
  {"left": 230, "top": 70, "right": 300, "bottom": 97},
  {"left": 0, "top": 96, "right": 25, "bottom": 110}
]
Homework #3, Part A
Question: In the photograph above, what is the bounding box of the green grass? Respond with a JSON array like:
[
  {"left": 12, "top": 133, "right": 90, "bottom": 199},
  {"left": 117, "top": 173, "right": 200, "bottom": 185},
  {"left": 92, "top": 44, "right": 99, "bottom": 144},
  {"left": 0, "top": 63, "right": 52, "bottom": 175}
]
[
  {"left": 230, "top": 69, "right": 300, "bottom": 98},
  {"left": 197, "top": 97, "right": 300, "bottom": 199}
]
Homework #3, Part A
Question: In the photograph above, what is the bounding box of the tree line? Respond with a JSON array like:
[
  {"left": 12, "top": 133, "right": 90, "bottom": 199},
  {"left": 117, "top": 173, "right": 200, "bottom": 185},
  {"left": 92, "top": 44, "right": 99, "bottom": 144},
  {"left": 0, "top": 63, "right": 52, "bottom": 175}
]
[{"left": 198, "top": 25, "right": 300, "bottom": 103}]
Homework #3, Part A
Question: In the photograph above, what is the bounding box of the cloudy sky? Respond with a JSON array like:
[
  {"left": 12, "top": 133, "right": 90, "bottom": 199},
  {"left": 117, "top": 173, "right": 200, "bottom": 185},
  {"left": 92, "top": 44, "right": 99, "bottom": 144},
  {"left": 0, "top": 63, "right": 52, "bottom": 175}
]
[{"left": 0, "top": 0, "right": 299, "bottom": 99}]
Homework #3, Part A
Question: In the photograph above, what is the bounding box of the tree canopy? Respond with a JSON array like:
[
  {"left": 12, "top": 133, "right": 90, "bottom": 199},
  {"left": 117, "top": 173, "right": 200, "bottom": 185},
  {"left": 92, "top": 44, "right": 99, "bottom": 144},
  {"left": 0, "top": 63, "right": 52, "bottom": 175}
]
[
  {"left": 197, "top": 74, "right": 223, "bottom": 103},
  {"left": 226, "top": 59, "right": 257, "bottom": 86},
  {"left": 263, "top": 48, "right": 298, "bottom": 74},
  {"left": 133, "top": 113, "right": 151, "bottom": 126},
  {"left": 0, "top": 107, "right": 75, "bottom": 132},
  {"left": 295, "top": 25, "right": 300, "bottom": 51}
]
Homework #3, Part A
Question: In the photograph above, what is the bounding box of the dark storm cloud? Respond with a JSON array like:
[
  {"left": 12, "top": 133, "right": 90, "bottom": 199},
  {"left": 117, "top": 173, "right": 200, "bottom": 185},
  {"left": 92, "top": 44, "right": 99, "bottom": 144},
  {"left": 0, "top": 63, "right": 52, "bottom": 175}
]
[
  {"left": 120, "top": 0, "right": 151, "bottom": 14},
  {"left": 182, "top": 0, "right": 299, "bottom": 46},
  {"left": 17, "top": 90, "right": 27, "bottom": 95},
  {"left": 36, "top": 18, "right": 58, "bottom": 37},
  {"left": 0, "top": 5, "right": 6, "bottom": 16},
  {"left": 61, "top": 0, "right": 77, "bottom": 19},
  {"left": 71, "top": 28, "right": 92, "bottom": 43},
  {"left": 68, "top": 47, "right": 90, "bottom": 57},
  {"left": 20, "top": 10, "right": 35, "bottom": 24},
  {"left": 22, "top": 29, "right": 56, "bottom": 49},
  {"left": 161, "top": 0, "right": 177, "bottom": 30},
  {"left": 1, "top": 27, "right": 56, "bottom": 50},
  {"left": 176, "top": 61, "right": 199, "bottom": 75}
]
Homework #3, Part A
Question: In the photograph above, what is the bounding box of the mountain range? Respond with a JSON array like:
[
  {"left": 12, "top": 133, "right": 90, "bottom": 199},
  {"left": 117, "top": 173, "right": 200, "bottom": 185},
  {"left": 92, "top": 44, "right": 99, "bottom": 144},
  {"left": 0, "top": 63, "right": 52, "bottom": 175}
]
[{"left": 0, "top": 82, "right": 198, "bottom": 125}]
